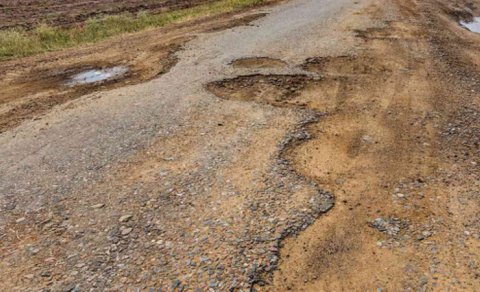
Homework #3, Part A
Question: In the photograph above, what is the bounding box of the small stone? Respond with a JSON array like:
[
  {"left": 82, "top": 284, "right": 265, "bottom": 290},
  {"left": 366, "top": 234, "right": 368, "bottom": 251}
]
[
  {"left": 44, "top": 257, "right": 56, "bottom": 263},
  {"left": 121, "top": 227, "right": 133, "bottom": 236},
  {"left": 16, "top": 217, "right": 26, "bottom": 223},
  {"left": 119, "top": 215, "right": 133, "bottom": 223},
  {"left": 362, "top": 135, "right": 373, "bottom": 143},
  {"left": 28, "top": 246, "right": 40, "bottom": 255},
  {"left": 40, "top": 271, "right": 51, "bottom": 277},
  {"left": 92, "top": 204, "right": 105, "bottom": 209},
  {"left": 61, "top": 283, "right": 77, "bottom": 292},
  {"left": 396, "top": 193, "right": 405, "bottom": 198},
  {"left": 417, "top": 231, "right": 432, "bottom": 241},
  {"left": 369, "top": 217, "right": 403, "bottom": 236},
  {"left": 422, "top": 231, "right": 432, "bottom": 237}
]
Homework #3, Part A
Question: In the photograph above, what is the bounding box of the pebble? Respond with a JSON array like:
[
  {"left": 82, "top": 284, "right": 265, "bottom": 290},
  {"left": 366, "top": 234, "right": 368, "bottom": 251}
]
[
  {"left": 16, "top": 217, "right": 26, "bottom": 223},
  {"left": 119, "top": 215, "right": 133, "bottom": 223},
  {"left": 28, "top": 246, "right": 40, "bottom": 255},
  {"left": 369, "top": 217, "right": 404, "bottom": 236},
  {"left": 417, "top": 231, "right": 433, "bottom": 241},
  {"left": 40, "top": 271, "right": 52, "bottom": 277},
  {"left": 422, "top": 231, "right": 432, "bottom": 237},
  {"left": 92, "top": 204, "right": 105, "bottom": 209},
  {"left": 121, "top": 227, "right": 133, "bottom": 236}
]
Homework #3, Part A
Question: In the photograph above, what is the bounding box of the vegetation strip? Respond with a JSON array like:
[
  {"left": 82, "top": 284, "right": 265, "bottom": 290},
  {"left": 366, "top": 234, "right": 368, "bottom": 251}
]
[{"left": 0, "top": 0, "right": 266, "bottom": 60}]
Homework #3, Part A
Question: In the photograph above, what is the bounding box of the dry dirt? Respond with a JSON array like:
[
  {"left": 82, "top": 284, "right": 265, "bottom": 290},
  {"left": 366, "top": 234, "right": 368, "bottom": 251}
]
[{"left": 1, "top": 0, "right": 480, "bottom": 291}]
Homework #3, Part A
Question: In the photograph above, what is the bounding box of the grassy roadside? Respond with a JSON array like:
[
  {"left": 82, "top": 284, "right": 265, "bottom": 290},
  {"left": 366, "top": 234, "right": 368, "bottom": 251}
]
[{"left": 0, "top": 0, "right": 266, "bottom": 60}]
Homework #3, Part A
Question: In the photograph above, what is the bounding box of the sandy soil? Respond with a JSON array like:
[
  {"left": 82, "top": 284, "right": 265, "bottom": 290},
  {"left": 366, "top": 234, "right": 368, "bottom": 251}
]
[{"left": 1, "top": 0, "right": 480, "bottom": 291}]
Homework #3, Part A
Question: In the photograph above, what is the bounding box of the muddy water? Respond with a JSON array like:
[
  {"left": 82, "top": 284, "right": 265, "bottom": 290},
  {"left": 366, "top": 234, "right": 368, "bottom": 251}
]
[
  {"left": 460, "top": 17, "right": 480, "bottom": 33},
  {"left": 66, "top": 66, "right": 128, "bottom": 86}
]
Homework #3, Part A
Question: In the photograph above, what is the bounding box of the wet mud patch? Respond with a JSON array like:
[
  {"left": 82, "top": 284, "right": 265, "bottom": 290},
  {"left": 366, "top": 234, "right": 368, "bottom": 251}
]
[
  {"left": 7, "top": 63, "right": 133, "bottom": 93},
  {"left": 230, "top": 57, "right": 288, "bottom": 69},
  {"left": 0, "top": 43, "right": 179, "bottom": 133}
]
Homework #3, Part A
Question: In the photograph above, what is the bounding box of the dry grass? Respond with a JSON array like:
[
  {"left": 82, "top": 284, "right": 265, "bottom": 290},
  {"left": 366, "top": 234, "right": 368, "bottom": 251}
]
[{"left": 0, "top": 0, "right": 266, "bottom": 59}]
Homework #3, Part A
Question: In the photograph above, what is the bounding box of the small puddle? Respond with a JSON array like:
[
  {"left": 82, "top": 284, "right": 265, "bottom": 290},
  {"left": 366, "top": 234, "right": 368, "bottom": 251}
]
[
  {"left": 460, "top": 17, "right": 480, "bottom": 33},
  {"left": 66, "top": 66, "right": 129, "bottom": 86}
]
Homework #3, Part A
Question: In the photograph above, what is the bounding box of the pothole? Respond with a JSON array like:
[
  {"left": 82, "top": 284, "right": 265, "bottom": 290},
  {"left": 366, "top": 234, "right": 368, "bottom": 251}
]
[
  {"left": 207, "top": 74, "right": 348, "bottom": 112},
  {"left": 65, "top": 66, "right": 129, "bottom": 86},
  {"left": 460, "top": 17, "right": 480, "bottom": 33},
  {"left": 230, "top": 57, "right": 288, "bottom": 69},
  {"left": 207, "top": 74, "right": 314, "bottom": 106}
]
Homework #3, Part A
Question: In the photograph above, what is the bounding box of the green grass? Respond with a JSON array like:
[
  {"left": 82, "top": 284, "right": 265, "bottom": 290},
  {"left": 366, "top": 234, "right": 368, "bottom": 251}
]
[{"left": 0, "top": 0, "right": 266, "bottom": 60}]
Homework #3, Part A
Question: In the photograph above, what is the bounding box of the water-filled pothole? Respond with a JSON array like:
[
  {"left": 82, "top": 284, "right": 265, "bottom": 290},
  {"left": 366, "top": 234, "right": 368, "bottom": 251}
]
[
  {"left": 66, "top": 66, "right": 129, "bottom": 86},
  {"left": 460, "top": 17, "right": 480, "bottom": 33}
]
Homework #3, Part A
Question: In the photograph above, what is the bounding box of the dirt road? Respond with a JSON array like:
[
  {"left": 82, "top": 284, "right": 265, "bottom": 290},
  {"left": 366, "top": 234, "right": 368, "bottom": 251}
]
[{"left": 1, "top": 0, "right": 480, "bottom": 290}]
